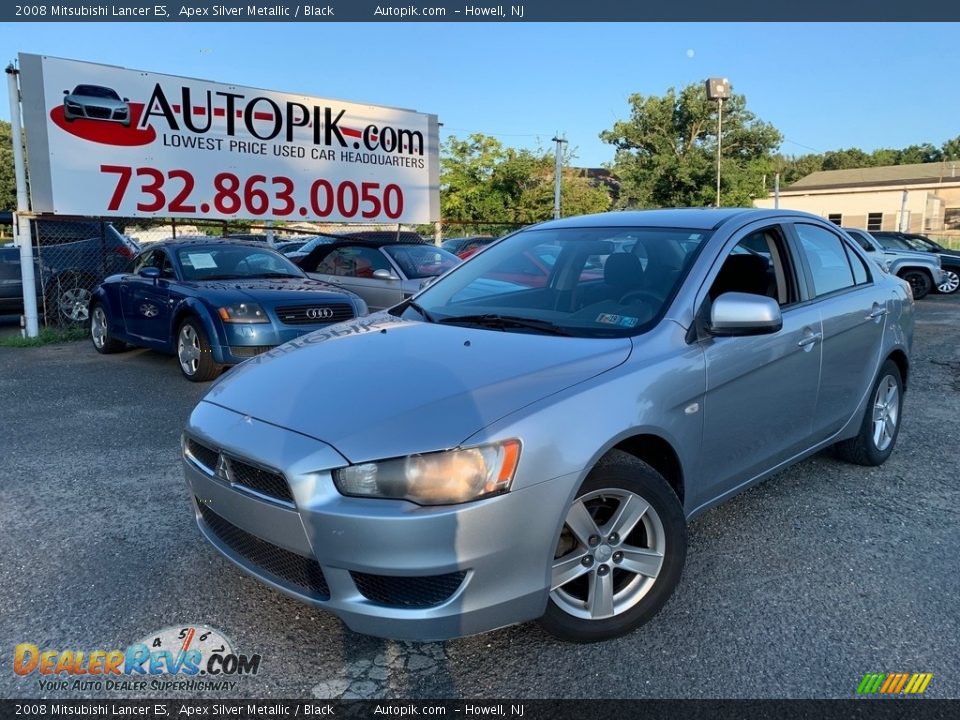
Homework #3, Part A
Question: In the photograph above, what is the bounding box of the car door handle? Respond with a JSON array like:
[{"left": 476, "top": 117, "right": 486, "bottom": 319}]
[
  {"left": 867, "top": 307, "right": 888, "bottom": 319},
  {"left": 797, "top": 332, "right": 823, "bottom": 347}
]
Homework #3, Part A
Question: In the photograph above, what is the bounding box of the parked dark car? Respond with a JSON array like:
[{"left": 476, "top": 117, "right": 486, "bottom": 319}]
[
  {"left": 0, "top": 215, "right": 139, "bottom": 324},
  {"left": 89, "top": 240, "right": 368, "bottom": 381},
  {"left": 298, "top": 239, "right": 461, "bottom": 311},
  {"left": 871, "top": 231, "right": 960, "bottom": 294},
  {"left": 442, "top": 236, "right": 499, "bottom": 259}
]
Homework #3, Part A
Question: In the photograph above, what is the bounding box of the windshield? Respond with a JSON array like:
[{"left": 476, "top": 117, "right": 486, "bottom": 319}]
[
  {"left": 176, "top": 245, "right": 303, "bottom": 281},
  {"left": 403, "top": 226, "right": 709, "bottom": 337},
  {"left": 383, "top": 245, "right": 461, "bottom": 279},
  {"left": 902, "top": 236, "right": 936, "bottom": 251},
  {"left": 874, "top": 235, "right": 915, "bottom": 252},
  {"left": 74, "top": 85, "right": 120, "bottom": 100},
  {"left": 297, "top": 235, "right": 336, "bottom": 255}
]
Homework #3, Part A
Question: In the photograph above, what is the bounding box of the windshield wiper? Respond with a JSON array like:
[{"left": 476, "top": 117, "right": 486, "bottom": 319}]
[
  {"left": 437, "top": 313, "right": 572, "bottom": 336},
  {"left": 257, "top": 272, "right": 301, "bottom": 279},
  {"left": 199, "top": 274, "right": 245, "bottom": 280},
  {"left": 406, "top": 300, "right": 436, "bottom": 323}
]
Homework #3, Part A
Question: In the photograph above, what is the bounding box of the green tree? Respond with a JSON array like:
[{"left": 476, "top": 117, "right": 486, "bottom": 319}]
[
  {"left": 942, "top": 136, "right": 960, "bottom": 161},
  {"left": 820, "top": 148, "right": 875, "bottom": 170},
  {"left": 440, "top": 133, "right": 610, "bottom": 232},
  {"left": 0, "top": 120, "right": 18, "bottom": 211},
  {"left": 600, "top": 83, "right": 782, "bottom": 208},
  {"left": 894, "top": 143, "right": 942, "bottom": 165}
]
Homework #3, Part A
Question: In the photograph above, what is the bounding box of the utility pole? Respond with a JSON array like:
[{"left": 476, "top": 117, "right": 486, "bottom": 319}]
[
  {"left": 774, "top": 172, "right": 780, "bottom": 209},
  {"left": 552, "top": 134, "right": 567, "bottom": 220}
]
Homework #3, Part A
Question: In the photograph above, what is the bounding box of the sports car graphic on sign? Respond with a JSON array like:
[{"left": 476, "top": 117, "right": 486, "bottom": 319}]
[{"left": 62, "top": 84, "right": 131, "bottom": 126}]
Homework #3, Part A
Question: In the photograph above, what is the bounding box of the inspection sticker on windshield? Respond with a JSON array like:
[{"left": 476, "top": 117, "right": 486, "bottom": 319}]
[
  {"left": 596, "top": 313, "right": 640, "bottom": 327},
  {"left": 185, "top": 253, "right": 217, "bottom": 269}
]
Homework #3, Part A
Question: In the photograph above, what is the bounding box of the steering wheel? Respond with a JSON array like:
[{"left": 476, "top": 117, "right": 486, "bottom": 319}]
[{"left": 619, "top": 289, "right": 662, "bottom": 306}]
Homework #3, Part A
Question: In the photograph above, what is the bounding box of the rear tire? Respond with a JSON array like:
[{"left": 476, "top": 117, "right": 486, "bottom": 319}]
[
  {"left": 89, "top": 303, "right": 125, "bottom": 354},
  {"left": 539, "top": 450, "right": 686, "bottom": 642},
  {"left": 176, "top": 318, "right": 222, "bottom": 382},
  {"left": 833, "top": 359, "right": 903, "bottom": 466},
  {"left": 899, "top": 270, "right": 931, "bottom": 300}
]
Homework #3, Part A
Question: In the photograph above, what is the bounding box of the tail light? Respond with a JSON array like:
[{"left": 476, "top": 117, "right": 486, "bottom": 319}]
[{"left": 113, "top": 245, "right": 135, "bottom": 259}]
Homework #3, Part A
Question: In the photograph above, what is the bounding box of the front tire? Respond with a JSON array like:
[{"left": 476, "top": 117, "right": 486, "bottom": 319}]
[
  {"left": 899, "top": 270, "right": 931, "bottom": 300},
  {"left": 833, "top": 360, "right": 903, "bottom": 466},
  {"left": 89, "top": 303, "right": 125, "bottom": 354},
  {"left": 539, "top": 451, "right": 687, "bottom": 642},
  {"left": 176, "top": 318, "right": 222, "bottom": 382}
]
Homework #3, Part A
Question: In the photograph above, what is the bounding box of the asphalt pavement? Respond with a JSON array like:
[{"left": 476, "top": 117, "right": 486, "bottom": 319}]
[{"left": 1, "top": 294, "right": 958, "bottom": 700}]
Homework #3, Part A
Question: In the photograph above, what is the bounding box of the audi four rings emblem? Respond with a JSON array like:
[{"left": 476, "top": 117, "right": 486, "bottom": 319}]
[{"left": 306, "top": 307, "right": 334, "bottom": 320}]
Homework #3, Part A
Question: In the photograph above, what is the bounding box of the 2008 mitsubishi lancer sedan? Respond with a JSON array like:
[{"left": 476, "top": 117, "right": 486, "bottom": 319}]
[{"left": 182, "top": 209, "right": 914, "bottom": 642}]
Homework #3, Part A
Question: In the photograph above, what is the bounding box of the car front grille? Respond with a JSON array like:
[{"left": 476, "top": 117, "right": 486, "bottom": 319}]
[
  {"left": 275, "top": 303, "right": 354, "bottom": 325},
  {"left": 86, "top": 106, "right": 111, "bottom": 119},
  {"left": 229, "top": 345, "right": 274, "bottom": 358},
  {"left": 185, "top": 437, "right": 293, "bottom": 503},
  {"left": 351, "top": 571, "right": 467, "bottom": 608},
  {"left": 197, "top": 501, "right": 329, "bottom": 599}
]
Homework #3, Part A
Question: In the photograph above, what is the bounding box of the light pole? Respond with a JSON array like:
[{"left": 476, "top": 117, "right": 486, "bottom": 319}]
[
  {"left": 552, "top": 134, "right": 567, "bottom": 219},
  {"left": 706, "top": 78, "right": 731, "bottom": 207}
]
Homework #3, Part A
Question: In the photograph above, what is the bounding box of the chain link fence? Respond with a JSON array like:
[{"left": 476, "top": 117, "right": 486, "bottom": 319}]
[{"left": 0, "top": 214, "right": 526, "bottom": 328}]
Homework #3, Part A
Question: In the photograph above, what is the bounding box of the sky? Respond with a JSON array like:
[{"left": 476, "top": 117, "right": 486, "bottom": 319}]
[{"left": 2, "top": 22, "right": 958, "bottom": 168}]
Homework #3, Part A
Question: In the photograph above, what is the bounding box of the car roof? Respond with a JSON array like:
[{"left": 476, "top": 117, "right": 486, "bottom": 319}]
[
  {"left": 144, "top": 237, "right": 282, "bottom": 250},
  {"left": 537, "top": 208, "right": 822, "bottom": 231}
]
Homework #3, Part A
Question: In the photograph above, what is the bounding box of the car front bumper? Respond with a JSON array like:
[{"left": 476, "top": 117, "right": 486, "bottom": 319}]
[
  {"left": 182, "top": 401, "right": 578, "bottom": 640},
  {"left": 212, "top": 321, "right": 348, "bottom": 365}
]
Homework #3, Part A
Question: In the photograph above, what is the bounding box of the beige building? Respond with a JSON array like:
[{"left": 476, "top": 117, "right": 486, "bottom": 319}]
[{"left": 754, "top": 162, "right": 960, "bottom": 238}]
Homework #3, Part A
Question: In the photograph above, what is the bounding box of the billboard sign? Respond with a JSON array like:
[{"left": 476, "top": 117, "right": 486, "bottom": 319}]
[{"left": 18, "top": 53, "right": 440, "bottom": 223}]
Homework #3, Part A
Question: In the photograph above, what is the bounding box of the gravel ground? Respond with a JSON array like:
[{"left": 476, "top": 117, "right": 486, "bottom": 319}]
[{"left": 1, "top": 293, "right": 958, "bottom": 700}]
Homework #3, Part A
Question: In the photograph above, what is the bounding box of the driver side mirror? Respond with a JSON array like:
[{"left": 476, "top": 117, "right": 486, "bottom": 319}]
[
  {"left": 706, "top": 292, "right": 782, "bottom": 336},
  {"left": 373, "top": 268, "right": 398, "bottom": 280},
  {"left": 139, "top": 266, "right": 161, "bottom": 280}
]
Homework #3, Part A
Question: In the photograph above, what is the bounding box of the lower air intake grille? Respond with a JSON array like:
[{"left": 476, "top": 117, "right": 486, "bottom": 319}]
[
  {"left": 229, "top": 345, "right": 274, "bottom": 358},
  {"left": 197, "top": 501, "right": 329, "bottom": 599},
  {"left": 351, "top": 571, "right": 466, "bottom": 608}
]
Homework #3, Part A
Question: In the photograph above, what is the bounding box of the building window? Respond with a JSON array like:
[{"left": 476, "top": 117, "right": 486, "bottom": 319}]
[
  {"left": 827, "top": 214, "right": 842, "bottom": 226},
  {"left": 867, "top": 213, "right": 883, "bottom": 231}
]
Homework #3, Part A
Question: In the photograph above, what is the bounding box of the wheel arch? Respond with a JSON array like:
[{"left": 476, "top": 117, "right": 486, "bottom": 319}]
[
  {"left": 887, "top": 348, "right": 910, "bottom": 391},
  {"left": 603, "top": 433, "right": 686, "bottom": 507},
  {"left": 170, "top": 300, "right": 224, "bottom": 361}
]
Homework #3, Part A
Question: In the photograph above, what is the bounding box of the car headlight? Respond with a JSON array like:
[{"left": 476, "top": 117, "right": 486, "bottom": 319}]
[
  {"left": 333, "top": 440, "right": 521, "bottom": 505},
  {"left": 217, "top": 303, "right": 269, "bottom": 323}
]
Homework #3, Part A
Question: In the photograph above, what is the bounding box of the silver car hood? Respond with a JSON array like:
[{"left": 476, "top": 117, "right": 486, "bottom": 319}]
[{"left": 202, "top": 314, "right": 632, "bottom": 463}]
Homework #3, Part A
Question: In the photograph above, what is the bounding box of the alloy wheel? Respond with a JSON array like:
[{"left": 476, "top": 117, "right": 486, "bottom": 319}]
[
  {"left": 938, "top": 269, "right": 959, "bottom": 294},
  {"left": 178, "top": 324, "right": 200, "bottom": 376},
  {"left": 91, "top": 306, "right": 107, "bottom": 349},
  {"left": 551, "top": 488, "right": 665, "bottom": 620},
  {"left": 871, "top": 375, "right": 900, "bottom": 452}
]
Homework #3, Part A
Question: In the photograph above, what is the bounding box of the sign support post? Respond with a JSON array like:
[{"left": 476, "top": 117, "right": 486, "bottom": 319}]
[{"left": 6, "top": 63, "right": 39, "bottom": 338}]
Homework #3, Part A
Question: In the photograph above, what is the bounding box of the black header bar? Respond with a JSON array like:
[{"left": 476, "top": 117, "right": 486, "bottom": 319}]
[{"left": 2, "top": 0, "right": 957, "bottom": 22}]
